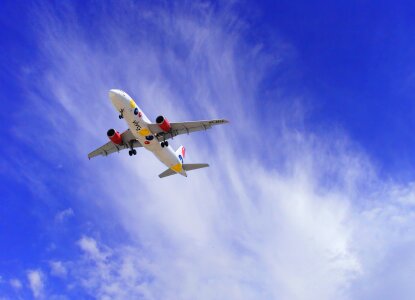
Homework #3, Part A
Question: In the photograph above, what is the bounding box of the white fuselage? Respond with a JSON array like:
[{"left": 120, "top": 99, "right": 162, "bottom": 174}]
[{"left": 109, "top": 89, "right": 186, "bottom": 176}]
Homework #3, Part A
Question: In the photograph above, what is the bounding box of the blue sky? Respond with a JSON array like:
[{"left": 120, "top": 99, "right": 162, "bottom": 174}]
[{"left": 1, "top": 1, "right": 415, "bottom": 299}]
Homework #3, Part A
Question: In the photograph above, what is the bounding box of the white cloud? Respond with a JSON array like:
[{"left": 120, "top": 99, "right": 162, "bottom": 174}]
[
  {"left": 78, "top": 236, "right": 107, "bottom": 261},
  {"left": 73, "top": 239, "right": 149, "bottom": 299},
  {"left": 55, "top": 208, "right": 74, "bottom": 222},
  {"left": 16, "top": 2, "right": 415, "bottom": 300},
  {"left": 9, "top": 278, "right": 22, "bottom": 290},
  {"left": 49, "top": 261, "right": 67, "bottom": 278},
  {"left": 27, "top": 270, "right": 44, "bottom": 299}
]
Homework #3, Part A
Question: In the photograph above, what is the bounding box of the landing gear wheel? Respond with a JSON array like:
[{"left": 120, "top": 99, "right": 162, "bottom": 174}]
[
  {"left": 128, "top": 150, "right": 132, "bottom": 156},
  {"left": 161, "top": 142, "right": 165, "bottom": 148},
  {"left": 132, "top": 149, "right": 137, "bottom": 155},
  {"left": 164, "top": 141, "right": 169, "bottom": 147},
  {"left": 119, "top": 114, "right": 123, "bottom": 119}
]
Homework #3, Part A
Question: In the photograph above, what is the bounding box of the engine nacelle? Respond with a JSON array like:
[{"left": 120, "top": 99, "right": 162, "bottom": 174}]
[
  {"left": 156, "top": 115, "right": 172, "bottom": 132},
  {"left": 107, "top": 129, "right": 123, "bottom": 145}
]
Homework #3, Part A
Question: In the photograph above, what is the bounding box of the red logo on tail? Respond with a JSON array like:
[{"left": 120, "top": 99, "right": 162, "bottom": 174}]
[{"left": 182, "top": 146, "right": 186, "bottom": 158}]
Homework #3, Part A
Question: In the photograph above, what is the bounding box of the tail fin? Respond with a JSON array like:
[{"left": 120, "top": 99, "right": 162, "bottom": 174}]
[{"left": 175, "top": 145, "right": 186, "bottom": 163}]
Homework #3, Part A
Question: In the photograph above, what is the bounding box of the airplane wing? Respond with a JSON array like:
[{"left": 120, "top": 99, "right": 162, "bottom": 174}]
[
  {"left": 147, "top": 119, "right": 228, "bottom": 141},
  {"left": 88, "top": 129, "right": 142, "bottom": 159}
]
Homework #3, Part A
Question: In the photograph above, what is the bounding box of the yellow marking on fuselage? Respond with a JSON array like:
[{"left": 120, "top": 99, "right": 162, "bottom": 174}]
[
  {"left": 138, "top": 128, "right": 151, "bottom": 136},
  {"left": 170, "top": 163, "right": 183, "bottom": 173},
  {"left": 129, "top": 99, "right": 136, "bottom": 108}
]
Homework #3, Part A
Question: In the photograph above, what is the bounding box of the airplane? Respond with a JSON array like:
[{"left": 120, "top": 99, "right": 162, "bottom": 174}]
[{"left": 88, "top": 89, "right": 228, "bottom": 178}]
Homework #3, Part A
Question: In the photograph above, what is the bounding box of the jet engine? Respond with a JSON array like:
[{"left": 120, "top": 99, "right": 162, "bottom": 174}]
[
  {"left": 156, "top": 115, "right": 172, "bottom": 132},
  {"left": 107, "top": 129, "right": 123, "bottom": 145}
]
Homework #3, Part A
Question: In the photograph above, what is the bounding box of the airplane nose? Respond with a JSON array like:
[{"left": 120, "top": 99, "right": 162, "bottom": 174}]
[
  {"left": 108, "top": 89, "right": 126, "bottom": 108},
  {"left": 108, "top": 89, "right": 121, "bottom": 99}
]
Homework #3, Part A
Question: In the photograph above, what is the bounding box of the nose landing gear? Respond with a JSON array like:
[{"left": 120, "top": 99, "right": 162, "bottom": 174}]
[
  {"left": 118, "top": 109, "right": 124, "bottom": 119},
  {"left": 160, "top": 141, "right": 169, "bottom": 148}
]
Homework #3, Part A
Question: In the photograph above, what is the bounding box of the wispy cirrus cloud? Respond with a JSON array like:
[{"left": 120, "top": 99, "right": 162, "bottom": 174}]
[{"left": 7, "top": 1, "right": 415, "bottom": 300}]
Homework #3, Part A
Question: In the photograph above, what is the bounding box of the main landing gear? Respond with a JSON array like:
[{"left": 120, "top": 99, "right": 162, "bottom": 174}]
[
  {"left": 160, "top": 141, "right": 169, "bottom": 148},
  {"left": 128, "top": 141, "right": 137, "bottom": 156}
]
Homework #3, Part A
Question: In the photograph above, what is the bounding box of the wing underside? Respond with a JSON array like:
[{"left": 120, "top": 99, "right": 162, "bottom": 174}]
[
  {"left": 88, "top": 129, "right": 142, "bottom": 159},
  {"left": 88, "top": 119, "right": 228, "bottom": 159},
  {"left": 148, "top": 119, "right": 228, "bottom": 141}
]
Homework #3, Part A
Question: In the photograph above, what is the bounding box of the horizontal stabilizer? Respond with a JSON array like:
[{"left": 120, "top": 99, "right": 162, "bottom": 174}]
[
  {"left": 183, "top": 163, "right": 209, "bottom": 171},
  {"left": 158, "top": 168, "right": 176, "bottom": 178},
  {"left": 158, "top": 163, "right": 209, "bottom": 178}
]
